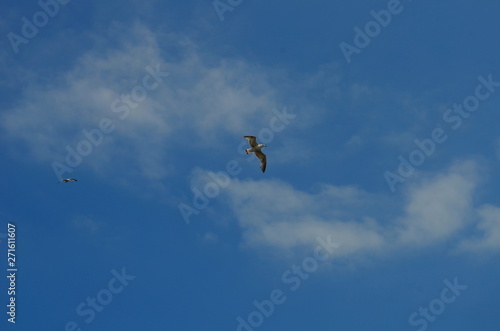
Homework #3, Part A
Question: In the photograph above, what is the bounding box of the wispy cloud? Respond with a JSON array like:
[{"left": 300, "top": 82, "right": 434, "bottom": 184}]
[
  {"left": 396, "top": 160, "right": 477, "bottom": 246},
  {"left": 192, "top": 159, "right": 500, "bottom": 259},
  {"left": 0, "top": 23, "right": 289, "bottom": 184},
  {"left": 458, "top": 205, "right": 500, "bottom": 251}
]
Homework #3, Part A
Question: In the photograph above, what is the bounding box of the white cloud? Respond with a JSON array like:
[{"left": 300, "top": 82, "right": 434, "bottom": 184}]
[
  {"left": 396, "top": 160, "right": 477, "bottom": 246},
  {"left": 458, "top": 205, "right": 500, "bottom": 251},
  {"left": 216, "top": 177, "right": 388, "bottom": 257},
  {"left": 2, "top": 23, "right": 170, "bottom": 176},
  {"left": 193, "top": 159, "right": 500, "bottom": 258},
  {"left": 1, "top": 22, "right": 288, "bottom": 182}
]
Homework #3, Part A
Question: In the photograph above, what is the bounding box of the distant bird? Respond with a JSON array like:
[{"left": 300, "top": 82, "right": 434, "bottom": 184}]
[
  {"left": 244, "top": 136, "right": 267, "bottom": 173},
  {"left": 58, "top": 178, "right": 78, "bottom": 183}
]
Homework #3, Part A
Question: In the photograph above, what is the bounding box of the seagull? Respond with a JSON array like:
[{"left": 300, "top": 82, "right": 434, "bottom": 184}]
[
  {"left": 58, "top": 178, "right": 78, "bottom": 183},
  {"left": 244, "top": 136, "right": 267, "bottom": 173}
]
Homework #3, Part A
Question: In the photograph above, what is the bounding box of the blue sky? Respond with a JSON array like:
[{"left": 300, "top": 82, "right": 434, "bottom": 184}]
[{"left": 1, "top": 0, "right": 500, "bottom": 330}]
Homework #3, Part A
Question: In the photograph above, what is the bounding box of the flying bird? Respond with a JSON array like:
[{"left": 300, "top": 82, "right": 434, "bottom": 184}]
[
  {"left": 58, "top": 178, "right": 78, "bottom": 183},
  {"left": 244, "top": 136, "right": 267, "bottom": 173}
]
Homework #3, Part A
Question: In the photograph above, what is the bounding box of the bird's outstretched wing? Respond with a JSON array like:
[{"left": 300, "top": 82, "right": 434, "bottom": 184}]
[
  {"left": 244, "top": 136, "right": 257, "bottom": 147},
  {"left": 254, "top": 150, "right": 267, "bottom": 173},
  {"left": 58, "top": 178, "right": 78, "bottom": 183}
]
